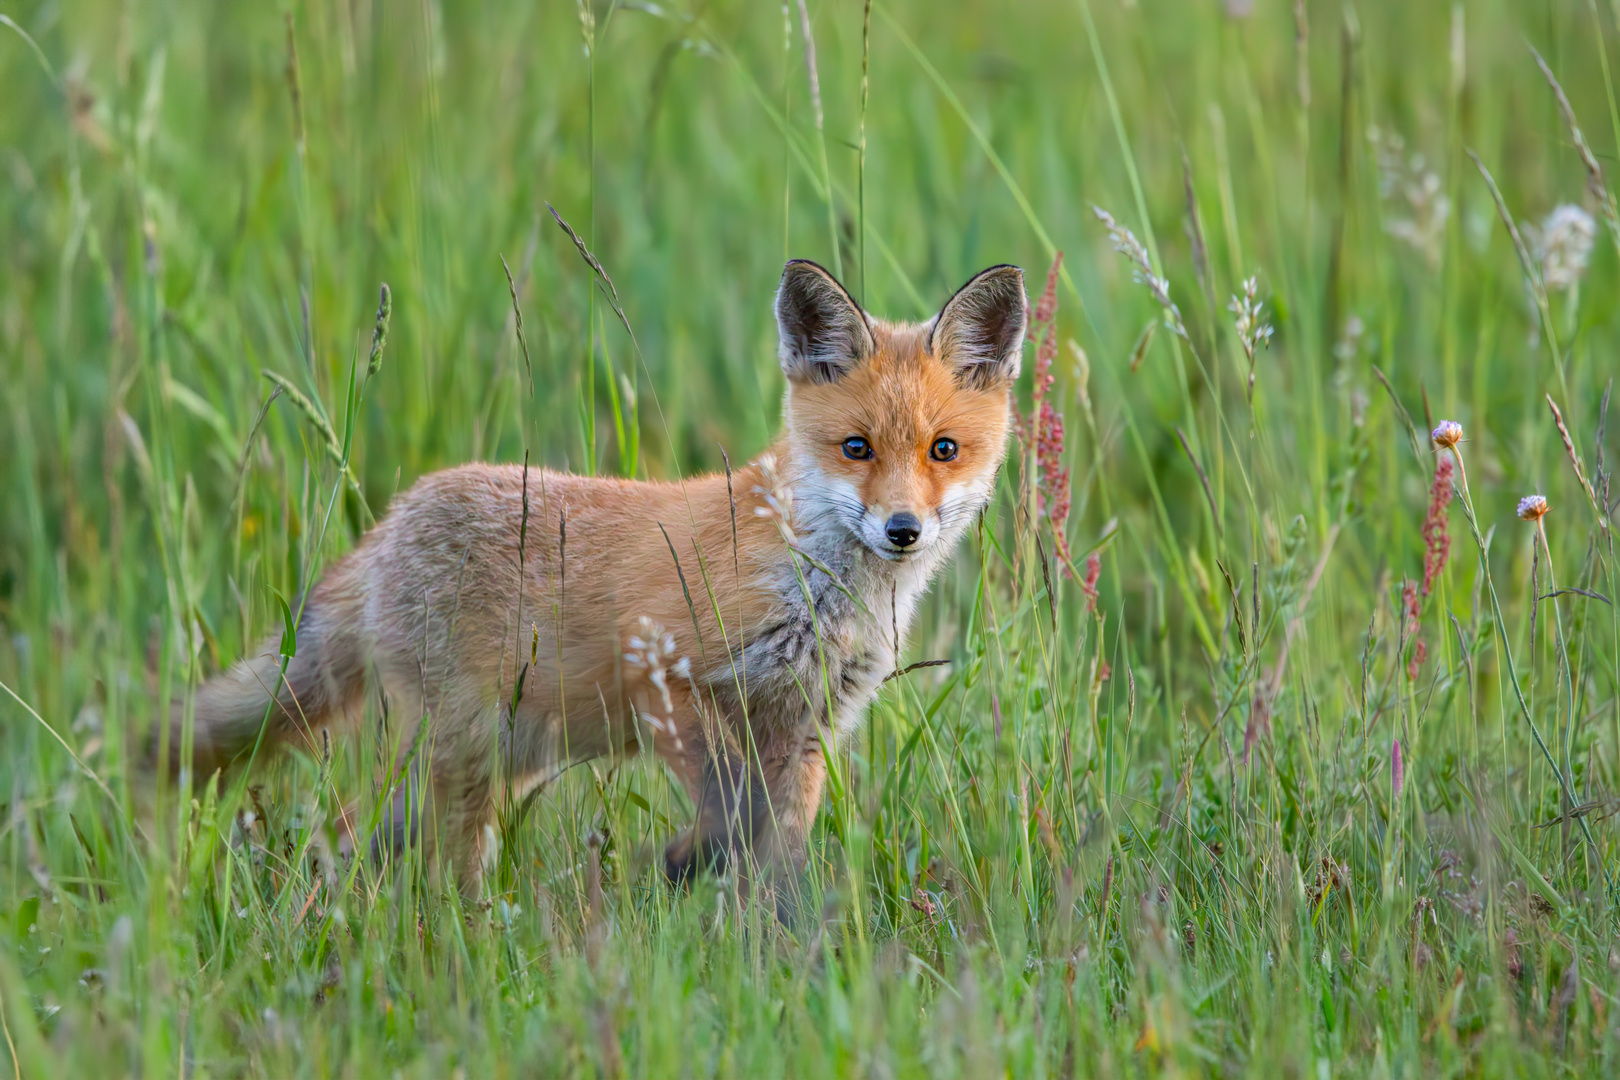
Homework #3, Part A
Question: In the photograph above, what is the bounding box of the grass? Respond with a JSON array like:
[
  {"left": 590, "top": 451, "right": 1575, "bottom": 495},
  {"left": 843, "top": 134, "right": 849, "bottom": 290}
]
[{"left": 4, "top": 0, "right": 1620, "bottom": 1074}]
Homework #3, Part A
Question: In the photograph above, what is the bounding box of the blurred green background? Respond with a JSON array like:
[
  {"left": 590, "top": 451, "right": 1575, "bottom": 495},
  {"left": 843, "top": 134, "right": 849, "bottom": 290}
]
[{"left": 4, "top": 0, "right": 1620, "bottom": 1074}]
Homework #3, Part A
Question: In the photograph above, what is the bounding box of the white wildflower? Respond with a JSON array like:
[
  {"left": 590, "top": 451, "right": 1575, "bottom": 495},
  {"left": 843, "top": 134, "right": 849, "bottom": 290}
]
[
  {"left": 1369, "top": 126, "right": 1451, "bottom": 268},
  {"left": 1525, "top": 204, "right": 1595, "bottom": 292}
]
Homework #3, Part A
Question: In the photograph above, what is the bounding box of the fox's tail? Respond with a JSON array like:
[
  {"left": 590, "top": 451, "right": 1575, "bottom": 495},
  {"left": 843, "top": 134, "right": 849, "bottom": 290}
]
[{"left": 166, "top": 576, "right": 366, "bottom": 778}]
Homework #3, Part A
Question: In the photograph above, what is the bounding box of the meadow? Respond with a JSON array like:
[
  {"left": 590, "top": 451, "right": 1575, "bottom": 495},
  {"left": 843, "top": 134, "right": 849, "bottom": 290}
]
[{"left": 4, "top": 0, "right": 1620, "bottom": 1074}]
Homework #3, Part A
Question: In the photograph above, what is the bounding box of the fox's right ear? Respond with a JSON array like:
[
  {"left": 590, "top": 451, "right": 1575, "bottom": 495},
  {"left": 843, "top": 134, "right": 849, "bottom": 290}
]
[{"left": 775, "top": 260, "right": 875, "bottom": 384}]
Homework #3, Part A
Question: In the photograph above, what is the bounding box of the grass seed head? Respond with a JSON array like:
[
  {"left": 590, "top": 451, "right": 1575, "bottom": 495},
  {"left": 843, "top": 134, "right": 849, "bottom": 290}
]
[
  {"left": 752, "top": 452, "right": 799, "bottom": 546},
  {"left": 1093, "top": 205, "right": 1186, "bottom": 338},
  {"left": 262, "top": 371, "right": 341, "bottom": 458},
  {"left": 1067, "top": 339, "right": 1091, "bottom": 409},
  {"left": 624, "top": 616, "right": 687, "bottom": 744},
  {"left": 366, "top": 283, "right": 392, "bottom": 377},
  {"left": 1227, "top": 276, "right": 1274, "bottom": 361}
]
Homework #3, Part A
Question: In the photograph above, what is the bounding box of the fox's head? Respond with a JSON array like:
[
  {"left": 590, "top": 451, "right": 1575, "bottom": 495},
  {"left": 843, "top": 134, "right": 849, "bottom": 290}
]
[{"left": 774, "top": 260, "right": 1026, "bottom": 563}]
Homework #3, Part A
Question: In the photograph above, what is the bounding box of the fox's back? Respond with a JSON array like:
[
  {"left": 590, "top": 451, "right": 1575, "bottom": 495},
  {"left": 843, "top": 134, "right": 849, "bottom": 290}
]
[{"left": 349, "top": 462, "right": 791, "bottom": 699}]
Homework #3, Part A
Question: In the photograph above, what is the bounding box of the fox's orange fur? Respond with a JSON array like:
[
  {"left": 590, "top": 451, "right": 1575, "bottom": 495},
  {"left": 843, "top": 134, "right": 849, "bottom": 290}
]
[{"left": 171, "top": 260, "right": 1027, "bottom": 895}]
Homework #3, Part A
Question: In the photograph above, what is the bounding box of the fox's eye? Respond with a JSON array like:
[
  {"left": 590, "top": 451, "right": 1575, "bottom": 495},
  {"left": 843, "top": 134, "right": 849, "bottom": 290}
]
[
  {"left": 842, "top": 437, "right": 873, "bottom": 460},
  {"left": 930, "top": 437, "right": 959, "bottom": 462}
]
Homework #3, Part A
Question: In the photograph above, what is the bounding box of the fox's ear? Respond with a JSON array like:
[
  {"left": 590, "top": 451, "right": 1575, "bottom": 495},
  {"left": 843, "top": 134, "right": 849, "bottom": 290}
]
[
  {"left": 929, "top": 265, "right": 1027, "bottom": 388},
  {"left": 775, "top": 260, "right": 875, "bottom": 384}
]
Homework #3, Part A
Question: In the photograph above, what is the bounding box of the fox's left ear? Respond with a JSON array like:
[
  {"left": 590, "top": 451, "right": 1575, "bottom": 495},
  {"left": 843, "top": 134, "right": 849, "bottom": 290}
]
[{"left": 928, "top": 265, "right": 1027, "bottom": 388}]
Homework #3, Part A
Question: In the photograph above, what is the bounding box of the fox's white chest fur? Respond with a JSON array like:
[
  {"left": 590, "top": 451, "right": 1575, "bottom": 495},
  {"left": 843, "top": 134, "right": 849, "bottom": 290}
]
[{"left": 717, "top": 522, "right": 949, "bottom": 740}]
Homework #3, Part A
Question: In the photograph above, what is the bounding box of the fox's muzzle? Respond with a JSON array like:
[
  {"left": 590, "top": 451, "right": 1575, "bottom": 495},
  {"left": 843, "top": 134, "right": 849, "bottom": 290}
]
[{"left": 884, "top": 512, "right": 922, "bottom": 548}]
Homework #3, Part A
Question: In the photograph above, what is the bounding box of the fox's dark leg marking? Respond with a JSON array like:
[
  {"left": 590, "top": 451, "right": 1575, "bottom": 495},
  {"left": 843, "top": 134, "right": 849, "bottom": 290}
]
[
  {"left": 663, "top": 747, "right": 768, "bottom": 884},
  {"left": 369, "top": 763, "right": 428, "bottom": 863}
]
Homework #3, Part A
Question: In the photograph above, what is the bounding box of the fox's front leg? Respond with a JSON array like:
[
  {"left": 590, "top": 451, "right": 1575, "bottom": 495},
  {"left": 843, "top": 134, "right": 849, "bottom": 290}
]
[
  {"left": 655, "top": 717, "right": 763, "bottom": 884},
  {"left": 655, "top": 717, "right": 829, "bottom": 889},
  {"left": 753, "top": 726, "right": 829, "bottom": 875}
]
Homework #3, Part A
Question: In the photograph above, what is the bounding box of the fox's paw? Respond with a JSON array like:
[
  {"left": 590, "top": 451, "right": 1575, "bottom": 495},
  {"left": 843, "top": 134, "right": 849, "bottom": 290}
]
[
  {"left": 663, "top": 830, "right": 741, "bottom": 886},
  {"left": 663, "top": 830, "right": 698, "bottom": 886},
  {"left": 767, "top": 882, "right": 804, "bottom": 928}
]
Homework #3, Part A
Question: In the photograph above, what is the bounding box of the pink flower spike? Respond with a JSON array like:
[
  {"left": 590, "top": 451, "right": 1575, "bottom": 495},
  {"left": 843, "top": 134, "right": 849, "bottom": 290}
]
[
  {"left": 1407, "top": 639, "right": 1426, "bottom": 680},
  {"left": 1420, "top": 455, "right": 1454, "bottom": 598},
  {"left": 1400, "top": 580, "right": 1420, "bottom": 633},
  {"left": 1025, "top": 251, "right": 1072, "bottom": 571},
  {"left": 1081, "top": 551, "right": 1101, "bottom": 613}
]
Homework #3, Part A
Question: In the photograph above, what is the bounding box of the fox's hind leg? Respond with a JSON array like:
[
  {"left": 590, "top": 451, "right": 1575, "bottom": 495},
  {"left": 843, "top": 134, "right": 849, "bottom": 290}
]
[
  {"left": 423, "top": 702, "right": 503, "bottom": 898},
  {"left": 357, "top": 754, "right": 493, "bottom": 900},
  {"left": 437, "top": 770, "right": 498, "bottom": 897},
  {"left": 362, "top": 680, "right": 501, "bottom": 899}
]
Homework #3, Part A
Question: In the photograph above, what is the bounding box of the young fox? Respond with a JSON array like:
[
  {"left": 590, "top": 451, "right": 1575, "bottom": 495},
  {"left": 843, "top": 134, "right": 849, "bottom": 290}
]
[{"left": 170, "top": 260, "right": 1027, "bottom": 894}]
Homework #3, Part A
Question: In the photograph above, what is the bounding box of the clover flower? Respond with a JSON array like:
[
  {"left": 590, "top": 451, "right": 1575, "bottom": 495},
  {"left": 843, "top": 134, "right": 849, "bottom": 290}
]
[
  {"left": 1430, "top": 421, "right": 1463, "bottom": 449},
  {"left": 1516, "top": 495, "right": 1550, "bottom": 522}
]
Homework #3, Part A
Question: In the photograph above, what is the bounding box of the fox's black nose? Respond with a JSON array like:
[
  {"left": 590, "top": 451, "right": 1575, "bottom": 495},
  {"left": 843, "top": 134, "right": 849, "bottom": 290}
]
[{"left": 885, "top": 512, "right": 922, "bottom": 548}]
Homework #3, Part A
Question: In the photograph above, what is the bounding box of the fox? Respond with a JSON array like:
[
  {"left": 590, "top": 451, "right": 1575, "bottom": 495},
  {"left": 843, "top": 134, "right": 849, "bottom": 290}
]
[{"left": 167, "top": 259, "right": 1027, "bottom": 897}]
